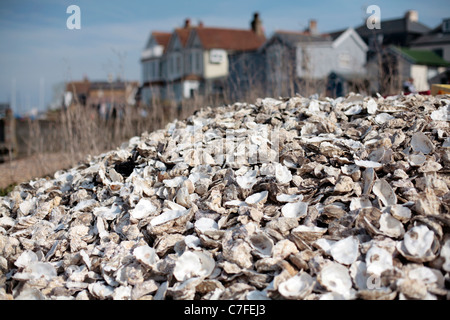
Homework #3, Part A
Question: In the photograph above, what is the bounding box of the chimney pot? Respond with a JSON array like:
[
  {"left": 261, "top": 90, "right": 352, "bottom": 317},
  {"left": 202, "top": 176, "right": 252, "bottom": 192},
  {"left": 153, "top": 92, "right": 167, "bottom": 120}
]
[
  {"left": 405, "top": 10, "right": 418, "bottom": 22},
  {"left": 251, "top": 12, "right": 263, "bottom": 36},
  {"left": 308, "top": 19, "right": 318, "bottom": 35},
  {"left": 184, "top": 18, "right": 191, "bottom": 28}
]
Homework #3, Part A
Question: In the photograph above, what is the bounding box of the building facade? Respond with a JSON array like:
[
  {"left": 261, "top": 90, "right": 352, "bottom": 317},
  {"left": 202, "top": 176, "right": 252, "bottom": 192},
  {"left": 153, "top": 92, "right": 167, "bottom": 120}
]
[
  {"left": 260, "top": 22, "right": 368, "bottom": 97},
  {"left": 140, "top": 13, "right": 266, "bottom": 104}
]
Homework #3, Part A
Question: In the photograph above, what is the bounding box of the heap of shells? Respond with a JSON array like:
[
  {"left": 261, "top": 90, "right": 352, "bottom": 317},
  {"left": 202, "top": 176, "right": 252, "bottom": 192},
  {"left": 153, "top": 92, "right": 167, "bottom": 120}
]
[{"left": 1, "top": 93, "right": 449, "bottom": 300}]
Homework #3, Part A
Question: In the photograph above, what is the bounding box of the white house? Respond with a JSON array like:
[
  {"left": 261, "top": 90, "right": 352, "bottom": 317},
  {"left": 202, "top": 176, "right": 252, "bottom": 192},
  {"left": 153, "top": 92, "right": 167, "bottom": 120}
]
[{"left": 260, "top": 21, "right": 368, "bottom": 96}]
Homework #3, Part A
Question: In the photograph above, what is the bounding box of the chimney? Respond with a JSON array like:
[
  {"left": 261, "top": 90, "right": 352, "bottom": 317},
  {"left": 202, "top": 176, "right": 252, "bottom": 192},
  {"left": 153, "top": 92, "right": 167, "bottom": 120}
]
[
  {"left": 184, "top": 18, "right": 191, "bottom": 28},
  {"left": 405, "top": 10, "right": 418, "bottom": 22},
  {"left": 198, "top": 20, "right": 204, "bottom": 28},
  {"left": 251, "top": 12, "right": 263, "bottom": 36},
  {"left": 308, "top": 19, "right": 318, "bottom": 35}
]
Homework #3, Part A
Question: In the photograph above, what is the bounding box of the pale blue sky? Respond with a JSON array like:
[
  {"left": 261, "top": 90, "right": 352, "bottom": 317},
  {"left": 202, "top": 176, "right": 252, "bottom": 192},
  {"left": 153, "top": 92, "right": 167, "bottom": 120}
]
[{"left": 1, "top": 0, "right": 449, "bottom": 114}]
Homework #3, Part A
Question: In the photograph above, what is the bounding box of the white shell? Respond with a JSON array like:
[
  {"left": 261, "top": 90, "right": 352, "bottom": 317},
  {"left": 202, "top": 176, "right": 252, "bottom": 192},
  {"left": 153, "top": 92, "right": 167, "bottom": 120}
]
[
  {"left": 374, "top": 113, "right": 395, "bottom": 124},
  {"left": 133, "top": 245, "right": 159, "bottom": 269},
  {"left": 129, "top": 198, "right": 157, "bottom": 221},
  {"left": 355, "top": 159, "right": 383, "bottom": 169},
  {"left": 379, "top": 213, "right": 405, "bottom": 238},
  {"left": 366, "top": 98, "right": 377, "bottom": 114},
  {"left": 236, "top": 170, "right": 257, "bottom": 189},
  {"left": 150, "top": 207, "right": 190, "bottom": 227},
  {"left": 430, "top": 105, "right": 450, "bottom": 121},
  {"left": 281, "top": 201, "right": 308, "bottom": 219},
  {"left": 173, "top": 251, "right": 215, "bottom": 282},
  {"left": 365, "top": 245, "right": 393, "bottom": 276},
  {"left": 275, "top": 163, "right": 292, "bottom": 184},
  {"left": 389, "top": 205, "right": 411, "bottom": 223},
  {"left": 278, "top": 272, "right": 315, "bottom": 299},
  {"left": 318, "top": 262, "right": 353, "bottom": 296},
  {"left": 372, "top": 179, "right": 397, "bottom": 207},
  {"left": 398, "top": 225, "right": 436, "bottom": 261},
  {"left": 194, "top": 217, "right": 219, "bottom": 234},
  {"left": 276, "top": 193, "right": 303, "bottom": 203},
  {"left": 245, "top": 191, "right": 268, "bottom": 205},
  {"left": 329, "top": 236, "right": 359, "bottom": 265}
]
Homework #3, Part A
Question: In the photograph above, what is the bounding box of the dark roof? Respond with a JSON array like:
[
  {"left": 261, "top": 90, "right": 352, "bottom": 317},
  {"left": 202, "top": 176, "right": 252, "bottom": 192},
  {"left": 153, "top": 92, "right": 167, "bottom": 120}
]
[
  {"left": 356, "top": 17, "right": 430, "bottom": 37},
  {"left": 411, "top": 32, "right": 450, "bottom": 46},
  {"left": 195, "top": 27, "right": 266, "bottom": 51},
  {"left": 270, "top": 30, "right": 331, "bottom": 47},
  {"left": 393, "top": 46, "right": 450, "bottom": 67},
  {"left": 411, "top": 19, "right": 450, "bottom": 46}
]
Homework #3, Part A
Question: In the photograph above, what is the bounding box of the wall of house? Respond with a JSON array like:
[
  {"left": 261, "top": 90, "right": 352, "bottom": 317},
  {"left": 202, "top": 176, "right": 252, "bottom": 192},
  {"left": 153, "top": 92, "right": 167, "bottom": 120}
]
[
  {"left": 167, "top": 52, "right": 183, "bottom": 81},
  {"left": 297, "top": 33, "right": 367, "bottom": 79},
  {"left": 203, "top": 49, "right": 228, "bottom": 79},
  {"left": 184, "top": 49, "right": 203, "bottom": 76},
  {"left": 142, "top": 59, "right": 161, "bottom": 83},
  {"left": 298, "top": 44, "right": 333, "bottom": 79},
  {"left": 411, "top": 64, "right": 430, "bottom": 91}
]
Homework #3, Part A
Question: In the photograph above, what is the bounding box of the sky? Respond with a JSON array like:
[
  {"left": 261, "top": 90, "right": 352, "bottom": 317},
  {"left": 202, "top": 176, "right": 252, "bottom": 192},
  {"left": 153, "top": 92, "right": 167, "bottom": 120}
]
[{"left": 1, "top": 0, "right": 449, "bottom": 115}]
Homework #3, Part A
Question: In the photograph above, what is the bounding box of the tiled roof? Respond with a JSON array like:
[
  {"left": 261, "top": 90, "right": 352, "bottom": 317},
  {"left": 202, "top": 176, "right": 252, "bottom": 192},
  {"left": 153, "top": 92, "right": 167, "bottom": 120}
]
[
  {"left": 174, "top": 28, "right": 192, "bottom": 47},
  {"left": 195, "top": 27, "right": 266, "bottom": 51},
  {"left": 152, "top": 32, "right": 171, "bottom": 48},
  {"left": 66, "top": 80, "right": 90, "bottom": 95}
]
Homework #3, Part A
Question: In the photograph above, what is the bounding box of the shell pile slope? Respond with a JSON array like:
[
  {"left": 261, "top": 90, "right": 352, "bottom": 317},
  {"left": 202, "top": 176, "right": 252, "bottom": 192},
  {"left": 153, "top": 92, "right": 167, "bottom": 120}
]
[{"left": 1, "top": 93, "right": 450, "bottom": 300}]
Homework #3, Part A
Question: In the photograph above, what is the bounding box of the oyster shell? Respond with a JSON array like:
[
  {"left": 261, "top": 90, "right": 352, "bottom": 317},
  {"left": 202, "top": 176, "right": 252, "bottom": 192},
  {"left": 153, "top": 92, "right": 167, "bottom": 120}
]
[
  {"left": 278, "top": 272, "right": 315, "bottom": 299},
  {"left": 1, "top": 93, "right": 449, "bottom": 301}
]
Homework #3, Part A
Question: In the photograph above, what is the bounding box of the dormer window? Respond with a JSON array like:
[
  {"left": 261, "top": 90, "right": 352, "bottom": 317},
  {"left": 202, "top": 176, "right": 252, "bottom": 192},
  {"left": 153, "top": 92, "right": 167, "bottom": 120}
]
[{"left": 443, "top": 19, "right": 450, "bottom": 33}]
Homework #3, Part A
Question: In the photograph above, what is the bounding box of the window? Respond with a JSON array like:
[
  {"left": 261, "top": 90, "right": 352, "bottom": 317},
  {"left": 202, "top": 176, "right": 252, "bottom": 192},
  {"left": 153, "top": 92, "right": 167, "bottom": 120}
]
[
  {"left": 148, "top": 62, "right": 153, "bottom": 80},
  {"left": 196, "top": 52, "right": 201, "bottom": 72},
  {"left": 176, "top": 55, "right": 181, "bottom": 75},
  {"left": 191, "top": 52, "right": 195, "bottom": 73},
  {"left": 152, "top": 61, "right": 158, "bottom": 79},
  {"left": 443, "top": 19, "right": 450, "bottom": 33}
]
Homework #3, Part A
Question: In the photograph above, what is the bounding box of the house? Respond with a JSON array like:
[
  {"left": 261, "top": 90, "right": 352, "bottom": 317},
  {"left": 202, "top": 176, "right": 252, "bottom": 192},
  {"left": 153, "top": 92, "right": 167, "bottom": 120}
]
[
  {"left": 260, "top": 21, "right": 368, "bottom": 97},
  {"left": 366, "top": 46, "right": 450, "bottom": 94},
  {"left": 140, "top": 13, "right": 266, "bottom": 104},
  {"left": 410, "top": 17, "right": 450, "bottom": 62},
  {"left": 355, "top": 10, "right": 431, "bottom": 55},
  {"left": 64, "top": 78, "right": 139, "bottom": 118}
]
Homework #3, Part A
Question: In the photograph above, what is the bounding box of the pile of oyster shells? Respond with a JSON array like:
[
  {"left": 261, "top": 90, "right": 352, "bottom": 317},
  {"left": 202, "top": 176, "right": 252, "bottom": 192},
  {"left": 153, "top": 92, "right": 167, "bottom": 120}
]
[{"left": 1, "top": 93, "right": 449, "bottom": 300}]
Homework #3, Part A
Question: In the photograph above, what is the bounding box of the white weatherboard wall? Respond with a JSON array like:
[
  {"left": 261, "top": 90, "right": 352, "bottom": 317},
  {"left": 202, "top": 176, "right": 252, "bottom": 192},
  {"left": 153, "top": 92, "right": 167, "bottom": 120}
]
[{"left": 296, "top": 29, "right": 367, "bottom": 79}]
